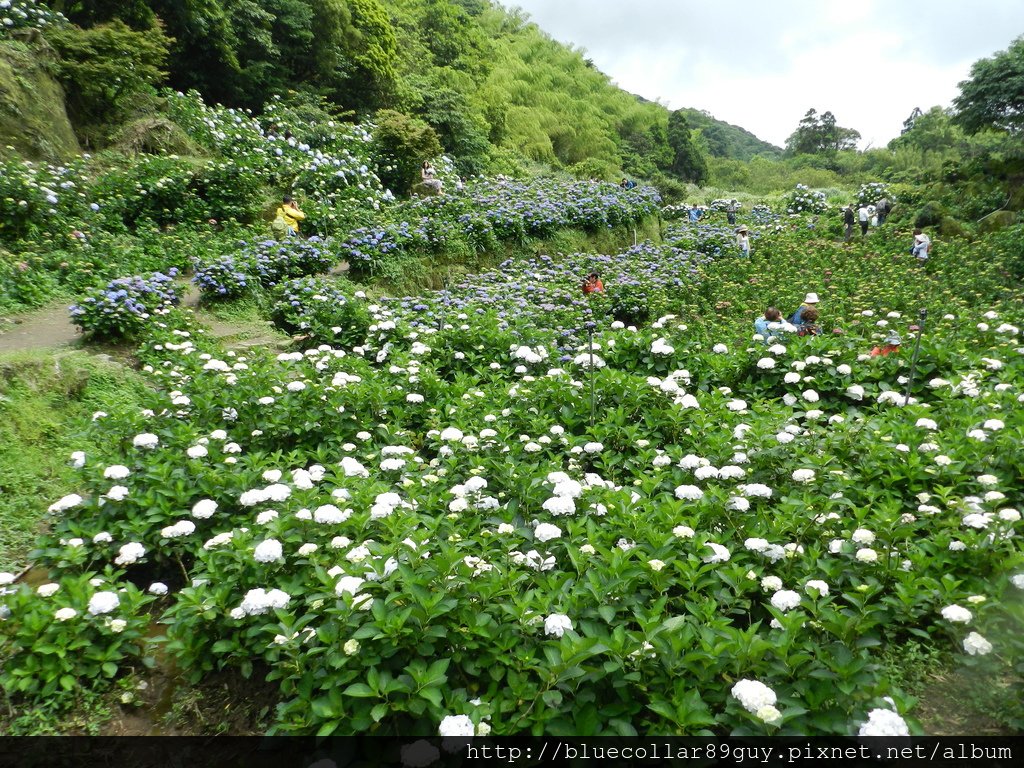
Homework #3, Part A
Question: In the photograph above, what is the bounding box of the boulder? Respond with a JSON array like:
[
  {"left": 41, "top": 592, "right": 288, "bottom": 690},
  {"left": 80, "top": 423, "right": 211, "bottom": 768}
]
[
  {"left": 412, "top": 181, "right": 443, "bottom": 197},
  {"left": 0, "top": 38, "right": 79, "bottom": 160},
  {"left": 978, "top": 210, "right": 1018, "bottom": 234}
]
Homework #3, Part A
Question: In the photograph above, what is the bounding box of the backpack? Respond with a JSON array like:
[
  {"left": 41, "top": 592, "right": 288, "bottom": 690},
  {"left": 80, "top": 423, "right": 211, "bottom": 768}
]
[{"left": 271, "top": 212, "right": 289, "bottom": 238}]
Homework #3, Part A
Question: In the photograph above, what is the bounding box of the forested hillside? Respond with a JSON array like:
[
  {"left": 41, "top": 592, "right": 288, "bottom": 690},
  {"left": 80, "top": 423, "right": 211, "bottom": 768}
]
[
  {"left": 677, "top": 108, "right": 781, "bottom": 161},
  {"left": 2, "top": 0, "right": 1024, "bottom": 740},
  {"left": 0, "top": 0, "right": 713, "bottom": 188}
]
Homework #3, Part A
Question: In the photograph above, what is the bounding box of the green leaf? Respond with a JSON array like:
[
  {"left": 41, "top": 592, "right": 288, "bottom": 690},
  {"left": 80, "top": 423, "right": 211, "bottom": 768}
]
[
  {"left": 370, "top": 703, "right": 389, "bottom": 722},
  {"left": 316, "top": 721, "right": 338, "bottom": 737},
  {"left": 343, "top": 683, "right": 376, "bottom": 698},
  {"left": 542, "top": 690, "right": 563, "bottom": 709},
  {"left": 311, "top": 697, "right": 337, "bottom": 719},
  {"left": 418, "top": 686, "right": 443, "bottom": 707}
]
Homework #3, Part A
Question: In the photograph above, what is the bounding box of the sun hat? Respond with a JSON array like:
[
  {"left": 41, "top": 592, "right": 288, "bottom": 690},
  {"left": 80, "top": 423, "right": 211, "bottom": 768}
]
[
  {"left": 804, "top": 293, "right": 819, "bottom": 303},
  {"left": 737, "top": 225, "right": 748, "bottom": 233},
  {"left": 885, "top": 332, "right": 902, "bottom": 345}
]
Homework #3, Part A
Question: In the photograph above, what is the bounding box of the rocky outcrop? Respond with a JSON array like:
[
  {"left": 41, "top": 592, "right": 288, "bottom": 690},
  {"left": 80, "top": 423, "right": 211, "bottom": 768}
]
[{"left": 0, "top": 37, "right": 79, "bottom": 160}]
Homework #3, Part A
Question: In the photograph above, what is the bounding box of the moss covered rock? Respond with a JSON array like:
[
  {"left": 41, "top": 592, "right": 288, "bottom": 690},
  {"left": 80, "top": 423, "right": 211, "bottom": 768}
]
[
  {"left": 0, "top": 38, "right": 79, "bottom": 160},
  {"left": 978, "top": 210, "right": 1019, "bottom": 234}
]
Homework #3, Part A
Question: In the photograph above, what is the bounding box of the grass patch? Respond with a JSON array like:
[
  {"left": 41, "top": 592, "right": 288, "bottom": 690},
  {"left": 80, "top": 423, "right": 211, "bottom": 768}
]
[
  {"left": 0, "top": 350, "right": 151, "bottom": 570},
  {"left": 881, "top": 640, "right": 1024, "bottom": 735},
  {"left": 194, "top": 294, "right": 270, "bottom": 325}
]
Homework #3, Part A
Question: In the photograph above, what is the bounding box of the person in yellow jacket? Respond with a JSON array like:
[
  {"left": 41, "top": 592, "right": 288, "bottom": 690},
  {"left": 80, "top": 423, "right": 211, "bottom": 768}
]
[{"left": 276, "top": 195, "right": 306, "bottom": 236}]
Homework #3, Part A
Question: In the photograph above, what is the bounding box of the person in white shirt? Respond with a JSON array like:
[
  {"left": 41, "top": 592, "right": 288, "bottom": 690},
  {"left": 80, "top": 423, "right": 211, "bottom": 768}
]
[
  {"left": 858, "top": 204, "right": 870, "bottom": 236},
  {"left": 911, "top": 229, "right": 931, "bottom": 262},
  {"left": 736, "top": 225, "right": 751, "bottom": 257}
]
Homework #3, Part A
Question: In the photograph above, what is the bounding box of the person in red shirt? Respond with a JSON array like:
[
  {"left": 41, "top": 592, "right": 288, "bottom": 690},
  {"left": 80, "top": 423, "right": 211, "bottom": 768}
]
[
  {"left": 581, "top": 272, "right": 604, "bottom": 295},
  {"left": 870, "top": 332, "right": 902, "bottom": 356}
]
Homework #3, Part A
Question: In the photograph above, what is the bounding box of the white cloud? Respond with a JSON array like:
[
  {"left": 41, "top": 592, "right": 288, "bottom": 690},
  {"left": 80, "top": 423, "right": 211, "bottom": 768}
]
[{"left": 500, "top": 0, "right": 1024, "bottom": 148}]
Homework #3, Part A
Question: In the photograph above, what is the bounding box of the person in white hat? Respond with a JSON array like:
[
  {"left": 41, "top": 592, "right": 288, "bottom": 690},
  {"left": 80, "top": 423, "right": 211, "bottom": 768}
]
[
  {"left": 736, "top": 225, "right": 750, "bottom": 258},
  {"left": 789, "top": 292, "right": 819, "bottom": 325},
  {"left": 910, "top": 229, "right": 931, "bottom": 262}
]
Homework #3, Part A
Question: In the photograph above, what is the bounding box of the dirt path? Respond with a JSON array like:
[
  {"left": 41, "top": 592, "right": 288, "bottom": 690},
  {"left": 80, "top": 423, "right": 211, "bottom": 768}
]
[
  {"left": 0, "top": 302, "right": 81, "bottom": 352},
  {"left": 0, "top": 281, "right": 291, "bottom": 356}
]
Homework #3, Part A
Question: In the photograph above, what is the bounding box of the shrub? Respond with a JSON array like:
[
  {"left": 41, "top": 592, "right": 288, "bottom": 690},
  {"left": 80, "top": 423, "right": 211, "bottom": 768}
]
[
  {"left": 241, "top": 237, "right": 335, "bottom": 288},
  {"left": 269, "top": 276, "right": 371, "bottom": 347},
  {"left": 372, "top": 109, "right": 443, "bottom": 196},
  {"left": 44, "top": 20, "right": 170, "bottom": 145},
  {"left": 783, "top": 184, "right": 829, "bottom": 215},
  {"left": 69, "top": 269, "right": 179, "bottom": 339},
  {"left": 192, "top": 255, "right": 250, "bottom": 300}
]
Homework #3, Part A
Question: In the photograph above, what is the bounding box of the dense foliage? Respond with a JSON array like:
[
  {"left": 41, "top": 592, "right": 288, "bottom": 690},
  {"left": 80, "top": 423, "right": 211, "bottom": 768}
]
[
  {"left": 2, "top": 11, "right": 1024, "bottom": 736},
  {"left": 3, "top": 184, "right": 1024, "bottom": 734},
  {"left": 785, "top": 109, "right": 861, "bottom": 156},
  {"left": 952, "top": 34, "right": 1024, "bottom": 135}
]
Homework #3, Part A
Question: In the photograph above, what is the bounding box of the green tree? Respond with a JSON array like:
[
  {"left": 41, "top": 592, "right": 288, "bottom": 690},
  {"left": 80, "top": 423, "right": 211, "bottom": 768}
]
[
  {"left": 372, "top": 109, "right": 442, "bottom": 195},
  {"left": 900, "top": 106, "right": 923, "bottom": 135},
  {"left": 420, "top": 0, "right": 486, "bottom": 71},
  {"left": 45, "top": 20, "right": 171, "bottom": 144},
  {"left": 786, "top": 108, "right": 860, "bottom": 155},
  {"left": 337, "top": 0, "right": 398, "bottom": 110},
  {"left": 953, "top": 35, "right": 1024, "bottom": 134},
  {"left": 412, "top": 76, "right": 491, "bottom": 175},
  {"left": 148, "top": 0, "right": 241, "bottom": 106},
  {"left": 51, "top": 0, "right": 155, "bottom": 29},
  {"left": 666, "top": 110, "right": 708, "bottom": 184},
  {"left": 890, "top": 107, "right": 961, "bottom": 153}
]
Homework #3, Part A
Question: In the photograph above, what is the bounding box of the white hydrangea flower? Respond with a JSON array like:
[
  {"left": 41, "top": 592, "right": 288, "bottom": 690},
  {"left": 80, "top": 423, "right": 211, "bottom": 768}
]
[
  {"left": 805, "top": 580, "right": 829, "bottom": 597},
  {"left": 674, "top": 485, "right": 704, "bottom": 501},
  {"left": 438, "top": 714, "right": 475, "bottom": 737},
  {"left": 543, "top": 613, "right": 573, "bottom": 638},
  {"left": 855, "top": 548, "right": 878, "bottom": 563},
  {"left": 192, "top": 499, "right": 217, "bottom": 519},
  {"left": 88, "top": 591, "right": 120, "bottom": 615},
  {"left": 534, "top": 523, "right": 562, "bottom": 542},
  {"left": 770, "top": 589, "right": 801, "bottom": 612},
  {"left": 253, "top": 539, "right": 284, "bottom": 563},
  {"left": 703, "top": 543, "right": 731, "bottom": 563},
  {"left": 48, "top": 494, "right": 84, "bottom": 513},
  {"left": 133, "top": 433, "right": 159, "bottom": 449},
  {"left": 731, "top": 679, "right": 777, "bottom": 713},
  {"left": 940, "top": 604, "right": 972, "bottom": 623},
  {"left": 114, "top": 542, "right": 146, "bottom": 565},
  {"left": 852, "top": 528, "right": 875, "bottom": 545},
  {"left": 963, "top": 632, "right": 993, "bottom": 656},
  {"left": 858, "top": 708, "right": 910, "bottom": 736}
]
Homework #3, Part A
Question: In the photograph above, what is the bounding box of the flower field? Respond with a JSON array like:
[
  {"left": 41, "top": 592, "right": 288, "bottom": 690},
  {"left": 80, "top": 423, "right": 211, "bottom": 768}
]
[{"left": 2, "top": 180, "right": 1023, "bottom": 736}]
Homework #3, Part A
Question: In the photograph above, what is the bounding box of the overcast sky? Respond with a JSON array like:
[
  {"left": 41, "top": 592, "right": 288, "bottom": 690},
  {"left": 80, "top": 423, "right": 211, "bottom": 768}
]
[{"left": 497, "top": 1, "right": 1024, "bottom": 149}]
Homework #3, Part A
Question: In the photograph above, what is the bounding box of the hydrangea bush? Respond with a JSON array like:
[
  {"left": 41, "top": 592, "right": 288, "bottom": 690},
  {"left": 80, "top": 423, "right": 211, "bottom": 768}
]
[
  {"left": 857, "top": 182, "right": 892, "bottom": 207},
  {"left": 339, "top": 179, "right": 661, "bottom": 278},
  {"left": 8, "top": 210, "right": 1021, "bottom": 737},
  {"left": 269, "top": 276, "right": 371, "bottom": 348},
  {"left": 784, "top": 184, "right": 829, "bottom": 215},
  {"left": 0, "top": 0, "right": 66, "bottom": 34},
  {"left": 192, "top": 255, "right": 251, "bottom": 300},
  {"left": 69, "top": 270, "right": 181, "bottom": 339}
]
